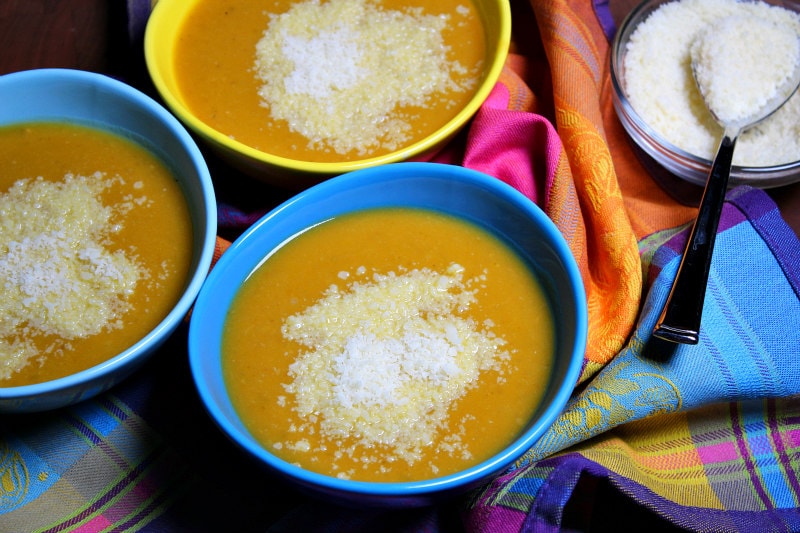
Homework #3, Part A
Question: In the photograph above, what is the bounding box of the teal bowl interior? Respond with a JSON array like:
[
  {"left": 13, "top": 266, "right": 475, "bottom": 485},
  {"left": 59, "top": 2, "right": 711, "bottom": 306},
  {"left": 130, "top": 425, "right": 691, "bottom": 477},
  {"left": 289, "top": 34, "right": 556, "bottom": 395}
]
[
  {"left": 0, "top": 68, "right": 217, "bottom": 413},
  {"left": 188, "top": 162, "right": 587, "bottom": 507}
]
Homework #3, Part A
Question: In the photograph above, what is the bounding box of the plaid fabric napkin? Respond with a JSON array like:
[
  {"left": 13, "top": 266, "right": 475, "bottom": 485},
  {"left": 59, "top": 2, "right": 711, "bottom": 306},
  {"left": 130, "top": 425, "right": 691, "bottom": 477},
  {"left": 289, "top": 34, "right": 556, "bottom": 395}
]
[
  {"left": 458, "top": 2, "right": 800, "bottom": 530},
  {"left": 1, "top": 0, "right": 798, "bottom": 531},
  {"left": 465, "top": 185, "right": 800, "bottom": 531}
]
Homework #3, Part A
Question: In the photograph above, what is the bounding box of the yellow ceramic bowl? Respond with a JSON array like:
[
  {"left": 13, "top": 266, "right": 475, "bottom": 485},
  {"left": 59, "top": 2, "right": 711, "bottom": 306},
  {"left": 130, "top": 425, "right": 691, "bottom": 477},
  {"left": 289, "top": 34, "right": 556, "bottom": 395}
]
[
  {"left": 188, "top": 162, "right": 587, "bottom": 507},
  {"left": 145, "top": 0, "right": 511, "bottom": 189}
]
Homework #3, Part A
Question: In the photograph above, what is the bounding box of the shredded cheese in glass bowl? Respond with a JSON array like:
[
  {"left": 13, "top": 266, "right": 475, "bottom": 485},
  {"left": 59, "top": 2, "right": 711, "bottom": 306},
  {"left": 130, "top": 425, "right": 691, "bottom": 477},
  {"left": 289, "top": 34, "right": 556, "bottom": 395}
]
[{"left": 610, "top": 0, "right": 800, "bottom": 188}]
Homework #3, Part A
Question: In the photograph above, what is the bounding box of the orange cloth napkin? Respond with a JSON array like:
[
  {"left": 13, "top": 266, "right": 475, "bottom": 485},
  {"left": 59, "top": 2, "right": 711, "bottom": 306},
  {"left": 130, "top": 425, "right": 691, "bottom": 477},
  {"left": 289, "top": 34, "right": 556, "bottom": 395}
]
[
  {"left": 511, "top": 0, "right": 698, "bottom": 380},
  {"left": 448, "top": 0, "right": 698, "bottom": 382}
]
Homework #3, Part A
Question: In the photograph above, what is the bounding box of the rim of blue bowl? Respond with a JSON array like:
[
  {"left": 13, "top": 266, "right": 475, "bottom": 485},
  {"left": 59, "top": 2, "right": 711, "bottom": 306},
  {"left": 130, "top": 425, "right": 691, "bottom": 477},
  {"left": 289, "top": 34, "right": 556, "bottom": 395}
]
[
  {"left": 189, "top": 161, "right": 587, "bottom": 498},
  {"left": 0, "top": 68, "right": 217, "bottom": 404}
]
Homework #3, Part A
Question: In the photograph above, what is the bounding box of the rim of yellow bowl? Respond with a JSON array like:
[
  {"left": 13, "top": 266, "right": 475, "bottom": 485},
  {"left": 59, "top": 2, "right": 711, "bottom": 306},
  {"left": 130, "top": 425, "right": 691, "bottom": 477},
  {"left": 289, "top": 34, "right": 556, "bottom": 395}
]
[{"left": 144, "top": 0, "right": 511, "bottom": 177}]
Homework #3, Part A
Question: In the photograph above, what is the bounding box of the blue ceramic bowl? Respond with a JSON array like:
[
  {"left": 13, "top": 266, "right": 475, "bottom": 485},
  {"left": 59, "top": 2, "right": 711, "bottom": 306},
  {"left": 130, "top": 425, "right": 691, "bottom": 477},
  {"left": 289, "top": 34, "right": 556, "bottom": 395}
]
[
  {"left": 188, "top": 162, "right": 586, "bottom": 507},
  {"left": 0, "top": 69, "right": 217, "bottom": 413}
]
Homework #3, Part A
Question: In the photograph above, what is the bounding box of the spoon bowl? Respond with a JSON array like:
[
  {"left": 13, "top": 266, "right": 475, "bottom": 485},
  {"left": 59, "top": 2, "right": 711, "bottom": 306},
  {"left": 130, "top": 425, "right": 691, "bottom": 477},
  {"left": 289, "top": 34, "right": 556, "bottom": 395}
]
[
  {"left": 653, "top": 15, "right": 800, "bottom": 344},
  {"left": 691, "top": 15, "right": 800, "bottom": 133}
]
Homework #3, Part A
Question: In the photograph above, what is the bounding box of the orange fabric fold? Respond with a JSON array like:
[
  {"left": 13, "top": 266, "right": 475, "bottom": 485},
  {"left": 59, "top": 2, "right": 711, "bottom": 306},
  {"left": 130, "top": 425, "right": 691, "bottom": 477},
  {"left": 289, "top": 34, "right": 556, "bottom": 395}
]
[{"left": 525, "top": 0, "right": 643, "bottom": 380}]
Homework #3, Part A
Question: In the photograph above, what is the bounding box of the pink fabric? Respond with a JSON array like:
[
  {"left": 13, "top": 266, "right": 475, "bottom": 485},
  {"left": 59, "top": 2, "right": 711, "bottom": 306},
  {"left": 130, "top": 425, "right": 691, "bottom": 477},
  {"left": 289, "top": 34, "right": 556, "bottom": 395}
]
[{"left": 430, "top": 83, "right": 565, "bottom": 209}]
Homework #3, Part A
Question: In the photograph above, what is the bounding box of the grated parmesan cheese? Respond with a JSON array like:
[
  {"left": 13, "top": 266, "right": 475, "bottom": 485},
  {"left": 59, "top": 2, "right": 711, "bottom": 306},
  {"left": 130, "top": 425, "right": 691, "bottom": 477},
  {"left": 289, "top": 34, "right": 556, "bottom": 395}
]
[
  {"left": 279, "top": 262, "right": 510, "bottom": 469},
  {"left": 624, "top": 0, "right": 800, "bottom": 166},
  {"left": 254, "top": 0, "right": 480, "bottom": 155},
  {"left": 0, "top": 173, "right": 146, "bottom": 380},
  {"left": 690, "top": 15, "right": 800, "bottom": 126}
]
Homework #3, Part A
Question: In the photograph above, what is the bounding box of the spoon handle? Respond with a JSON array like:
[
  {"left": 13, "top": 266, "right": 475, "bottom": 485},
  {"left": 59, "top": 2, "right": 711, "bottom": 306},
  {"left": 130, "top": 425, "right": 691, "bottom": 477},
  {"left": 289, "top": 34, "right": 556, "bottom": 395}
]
[{"left": 652, "top": 132, "right": 737, "bottom": 344}]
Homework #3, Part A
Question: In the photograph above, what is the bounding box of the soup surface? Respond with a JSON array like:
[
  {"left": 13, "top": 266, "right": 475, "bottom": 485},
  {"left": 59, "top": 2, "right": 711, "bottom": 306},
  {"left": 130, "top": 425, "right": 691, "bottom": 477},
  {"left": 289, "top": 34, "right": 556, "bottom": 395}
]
[
  {"left": 223, "top": 208, "right": 555, "bottom": 482},
  {"left": 174, "top": 0, "right": 485, "bottom": 161},
  {"left": 0, "top": 122, "right": 193, "bottom": 386}
]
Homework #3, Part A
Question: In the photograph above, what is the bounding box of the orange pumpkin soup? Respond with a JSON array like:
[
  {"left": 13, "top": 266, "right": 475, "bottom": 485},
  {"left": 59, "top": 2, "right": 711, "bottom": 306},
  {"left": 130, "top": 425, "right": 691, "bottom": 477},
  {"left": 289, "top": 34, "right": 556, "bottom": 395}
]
[
  {"left": 0, "top": 122, "right": 193, "bottom": 386},
  {"left": 222, "top": 208, "right": 555, "bottom": 482},
  {"left": 174, "top": 0, "right": 486, "bottom": 161}
]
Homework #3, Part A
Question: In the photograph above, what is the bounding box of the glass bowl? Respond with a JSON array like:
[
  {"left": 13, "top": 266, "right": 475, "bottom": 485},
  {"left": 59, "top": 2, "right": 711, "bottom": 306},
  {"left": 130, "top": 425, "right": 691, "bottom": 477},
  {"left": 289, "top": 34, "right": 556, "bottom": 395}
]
[{"left": 610, "top": 0, "right": 800, "bottom": 188}]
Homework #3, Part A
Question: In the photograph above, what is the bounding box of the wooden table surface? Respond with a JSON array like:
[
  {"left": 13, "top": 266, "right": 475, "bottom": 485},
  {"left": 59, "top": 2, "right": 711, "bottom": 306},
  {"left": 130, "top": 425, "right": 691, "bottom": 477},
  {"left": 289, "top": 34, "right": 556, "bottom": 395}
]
[{"left": 1, "top": 0, "right": 798, "bottom": 236}]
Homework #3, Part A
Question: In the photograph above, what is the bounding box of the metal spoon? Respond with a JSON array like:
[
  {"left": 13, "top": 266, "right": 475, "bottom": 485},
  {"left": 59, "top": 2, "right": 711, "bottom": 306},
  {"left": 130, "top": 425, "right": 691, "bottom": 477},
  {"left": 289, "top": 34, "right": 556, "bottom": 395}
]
[{"left": 653, "top": 18, "right": 800, "bottom": 345}]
